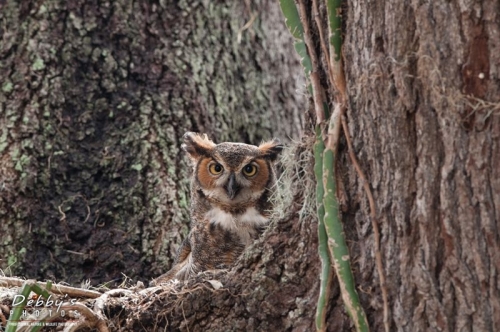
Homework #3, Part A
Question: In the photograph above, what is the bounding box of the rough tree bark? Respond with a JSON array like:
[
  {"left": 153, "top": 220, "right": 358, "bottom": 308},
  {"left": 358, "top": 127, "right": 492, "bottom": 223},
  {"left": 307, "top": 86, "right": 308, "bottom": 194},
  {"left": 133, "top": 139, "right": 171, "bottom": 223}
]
[
  {"left": 0, "top": 0, "right": 304, "bottom": 285},
  {"left": 343, "top": 0, "right": 500, "bottom": 330},
  {"left": 100, "top": 0, "right": 500, "bottom": 331}
]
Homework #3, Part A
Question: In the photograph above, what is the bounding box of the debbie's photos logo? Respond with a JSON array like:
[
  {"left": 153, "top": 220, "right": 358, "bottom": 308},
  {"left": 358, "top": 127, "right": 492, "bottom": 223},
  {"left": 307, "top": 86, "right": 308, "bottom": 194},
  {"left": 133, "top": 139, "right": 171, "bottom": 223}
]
[{"left": 6, "top": 294, "right": 81, "bottom": 328}]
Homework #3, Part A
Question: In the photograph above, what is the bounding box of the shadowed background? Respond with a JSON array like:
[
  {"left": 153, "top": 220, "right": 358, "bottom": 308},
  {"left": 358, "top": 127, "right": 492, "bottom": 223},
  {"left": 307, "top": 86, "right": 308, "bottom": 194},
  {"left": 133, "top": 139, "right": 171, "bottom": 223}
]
[{"left": 0, "top": 0, "right": 304, "bottom": 285}]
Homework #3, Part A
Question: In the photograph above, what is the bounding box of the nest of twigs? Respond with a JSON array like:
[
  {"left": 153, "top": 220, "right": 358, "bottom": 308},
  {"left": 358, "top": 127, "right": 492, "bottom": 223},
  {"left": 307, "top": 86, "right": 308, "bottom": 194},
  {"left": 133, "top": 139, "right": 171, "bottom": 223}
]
[{"left": 0, "top": 272, "right": 227, "bottom": 332}]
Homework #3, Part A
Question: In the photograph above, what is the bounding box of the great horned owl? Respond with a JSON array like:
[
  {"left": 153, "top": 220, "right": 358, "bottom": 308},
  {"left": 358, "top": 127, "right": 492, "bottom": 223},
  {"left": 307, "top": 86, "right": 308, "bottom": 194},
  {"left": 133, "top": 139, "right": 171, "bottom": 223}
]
[{"left": 151, "top": 132, "right": 282, "bottom": 284}]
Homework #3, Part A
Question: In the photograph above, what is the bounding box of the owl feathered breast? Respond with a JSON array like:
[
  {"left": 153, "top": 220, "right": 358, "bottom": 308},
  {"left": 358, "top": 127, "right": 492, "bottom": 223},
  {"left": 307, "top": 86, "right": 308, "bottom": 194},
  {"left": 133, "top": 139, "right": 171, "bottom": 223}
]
[{"left": 151, "top": 132, "right": 282, "bottom": 284}]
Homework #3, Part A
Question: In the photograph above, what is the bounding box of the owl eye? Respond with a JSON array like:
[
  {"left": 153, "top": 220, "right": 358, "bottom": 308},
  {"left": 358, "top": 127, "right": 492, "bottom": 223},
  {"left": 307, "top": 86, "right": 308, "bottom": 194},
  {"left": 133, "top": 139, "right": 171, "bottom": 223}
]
[
  {"left": 242, "top": 164, "right": 257, "bottom": 177},
  {"left": 209, "top": 162, "right": 224, "bottom": 175}
]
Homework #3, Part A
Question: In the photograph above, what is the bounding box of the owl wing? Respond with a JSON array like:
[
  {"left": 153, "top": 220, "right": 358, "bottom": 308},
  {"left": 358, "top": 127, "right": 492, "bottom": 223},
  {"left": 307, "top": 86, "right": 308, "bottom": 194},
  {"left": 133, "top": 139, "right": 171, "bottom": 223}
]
[{"left": 150, "top": 236, "right": 192, "bottom": 285}]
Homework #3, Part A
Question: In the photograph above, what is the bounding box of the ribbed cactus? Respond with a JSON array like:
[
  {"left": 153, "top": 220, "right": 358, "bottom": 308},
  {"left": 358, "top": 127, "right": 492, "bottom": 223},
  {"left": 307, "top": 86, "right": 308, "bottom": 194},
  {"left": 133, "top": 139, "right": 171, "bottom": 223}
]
[{"left": 279, "top": 0, "right": 369, "bottom": 331}]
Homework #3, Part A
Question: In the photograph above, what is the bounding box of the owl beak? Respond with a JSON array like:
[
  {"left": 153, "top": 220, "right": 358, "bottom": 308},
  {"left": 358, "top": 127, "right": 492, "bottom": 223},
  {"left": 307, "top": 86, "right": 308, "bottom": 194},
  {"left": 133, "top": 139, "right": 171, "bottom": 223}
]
[{"left": 225, "top": 173, "right": 240, "bottom": 200}]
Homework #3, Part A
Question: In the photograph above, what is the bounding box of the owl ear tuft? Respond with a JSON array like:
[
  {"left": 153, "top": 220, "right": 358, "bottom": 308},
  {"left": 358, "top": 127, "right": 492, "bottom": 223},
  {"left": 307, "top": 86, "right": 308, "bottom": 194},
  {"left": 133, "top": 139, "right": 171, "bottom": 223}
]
[
  {"left": 258, "top": 138, "right": 283, "bottom": 162},
  {"left": 182, "top": 132, "right": 216, "bottom": 160}
]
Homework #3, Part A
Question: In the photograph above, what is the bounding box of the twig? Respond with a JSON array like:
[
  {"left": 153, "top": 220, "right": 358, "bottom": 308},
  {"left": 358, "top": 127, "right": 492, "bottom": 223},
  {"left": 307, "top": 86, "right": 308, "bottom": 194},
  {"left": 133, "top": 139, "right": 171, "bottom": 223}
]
[
  {"left": 58, "top": 204, "right": 67, "bottom": 222},
  {"left": 63, "top": 320, "right": 93, "bottom": 332},
  {"left": 237, "top": 12, "right": 257, "bottom": 43},
  {"left": 62, "top": 303, "right": 109, "bottom": 332},
  {"left": 341, "top": 116, "right": 389, "bottom": 332},
  {"left": 296, "top": 0, "right": 319, "bottom": 72},
  {"left": 0, "top": 277, "right": 102, "bottom": 298},
  {"left": 296, "top": 0, "right": 326, "bottom": 124},
  {"left": 94, "top": 288, "right": 134, "bottom": 315},
  {"left": 181, "top": 300, "right": 191, "bottom": 332},
  {"left": 312, "top": 0, "right": 335, "bottom": 86}
]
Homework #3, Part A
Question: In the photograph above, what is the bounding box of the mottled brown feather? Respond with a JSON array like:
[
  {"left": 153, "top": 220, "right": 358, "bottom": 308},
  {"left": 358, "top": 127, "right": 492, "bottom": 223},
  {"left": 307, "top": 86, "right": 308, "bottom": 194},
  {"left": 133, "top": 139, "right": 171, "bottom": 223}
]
[
  {"left": 258, "top": 138, "right": 283, "bottom": 161},
  {"left": 182, "top": 132, "right": 216, "bottom": 161}
]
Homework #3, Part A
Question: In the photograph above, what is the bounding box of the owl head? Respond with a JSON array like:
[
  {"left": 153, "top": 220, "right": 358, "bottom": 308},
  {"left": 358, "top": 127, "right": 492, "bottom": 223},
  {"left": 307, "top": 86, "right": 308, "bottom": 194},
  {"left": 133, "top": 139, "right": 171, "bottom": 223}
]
[{"left": 182, "top": 132, "right": 283, "bottom": 204}]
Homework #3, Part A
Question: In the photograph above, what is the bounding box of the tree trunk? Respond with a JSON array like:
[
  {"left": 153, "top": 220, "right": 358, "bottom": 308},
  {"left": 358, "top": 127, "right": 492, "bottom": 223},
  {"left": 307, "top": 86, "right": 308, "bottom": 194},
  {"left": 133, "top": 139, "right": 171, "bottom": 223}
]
[
  {"left": 101, "top": 0, "right": 500, "bottom": 331},
  {"left": 343, "top": 0, "right": 500, "bottom": 330},
  {"left": 0, "top": 0, "right": 304, "bottom": 285}
]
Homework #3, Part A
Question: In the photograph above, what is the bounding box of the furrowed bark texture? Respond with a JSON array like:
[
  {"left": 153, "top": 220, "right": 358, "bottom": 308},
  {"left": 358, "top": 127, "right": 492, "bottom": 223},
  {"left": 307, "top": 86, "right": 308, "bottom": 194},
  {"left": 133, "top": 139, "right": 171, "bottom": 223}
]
[
  {"left": 342, "top": 0, "right": 500, "bottom": 330},
  {"left": 0, "top": 0, "right": 304, "bottom": 285}
]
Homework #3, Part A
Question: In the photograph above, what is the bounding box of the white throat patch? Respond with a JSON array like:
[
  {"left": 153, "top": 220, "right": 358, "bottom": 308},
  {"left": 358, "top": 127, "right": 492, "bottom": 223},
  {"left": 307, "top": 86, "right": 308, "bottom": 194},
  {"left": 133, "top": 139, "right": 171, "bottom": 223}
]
[{"left": 205, "top": 207, "right": 269, "bottom": 245}]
